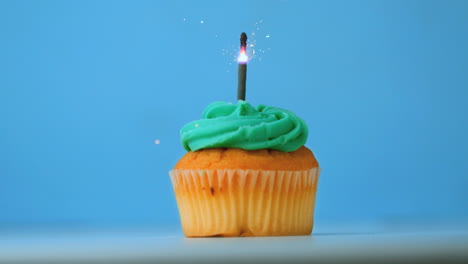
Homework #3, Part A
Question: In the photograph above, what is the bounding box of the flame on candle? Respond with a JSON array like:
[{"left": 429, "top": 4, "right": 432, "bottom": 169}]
[
  {"left": 221, "top": 20, "right": 270, "bottom": 71},
  {"left": 237, "top": 47, "right": 248, "bottom": 63}
]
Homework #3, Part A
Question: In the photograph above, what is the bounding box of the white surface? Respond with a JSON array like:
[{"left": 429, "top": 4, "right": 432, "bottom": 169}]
[{"left": 1, "top": 223, "right": 467, "bottom": 263}]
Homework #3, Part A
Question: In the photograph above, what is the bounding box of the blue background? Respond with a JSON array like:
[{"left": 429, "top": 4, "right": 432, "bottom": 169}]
[{"left": 1, "top": 0, "right": 467, "bottom": 229}]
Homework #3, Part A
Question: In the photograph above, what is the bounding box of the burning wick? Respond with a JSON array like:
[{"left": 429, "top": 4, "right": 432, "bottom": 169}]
[{"left": 237, "top": 32, "right": 248, "bottom": 101}]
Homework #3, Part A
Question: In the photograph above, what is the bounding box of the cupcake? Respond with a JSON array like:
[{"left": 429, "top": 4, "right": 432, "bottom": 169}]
[{"left": 169, "top": 101, "right": 320, "bottom": 237}]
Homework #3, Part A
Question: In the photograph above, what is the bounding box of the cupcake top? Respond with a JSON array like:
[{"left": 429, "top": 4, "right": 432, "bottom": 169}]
[
  {"left": 174, "top": 146, "right": 318, "bottom": 170},
  {"left": 180, "top": 101, "right": 308, "bottom": 152}
]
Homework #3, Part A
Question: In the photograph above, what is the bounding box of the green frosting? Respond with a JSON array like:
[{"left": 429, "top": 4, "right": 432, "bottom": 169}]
[{"left": 180, "top": 101, "right": 308, "bottom": 152}]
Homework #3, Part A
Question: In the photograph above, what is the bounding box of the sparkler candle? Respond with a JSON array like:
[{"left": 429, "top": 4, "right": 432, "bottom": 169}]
[{"left": 237, "top": 32, "right": 248, "bottom": 101}]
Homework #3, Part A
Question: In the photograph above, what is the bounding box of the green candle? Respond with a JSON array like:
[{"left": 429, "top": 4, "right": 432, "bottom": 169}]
[{"left": 237, "top": 32, "right": 248, "bottom": 101}]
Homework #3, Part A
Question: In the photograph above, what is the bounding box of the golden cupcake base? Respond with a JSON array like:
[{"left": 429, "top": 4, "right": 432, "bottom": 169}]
[{"left": 169, "top": 168, "right": 320, "bottom": 237}]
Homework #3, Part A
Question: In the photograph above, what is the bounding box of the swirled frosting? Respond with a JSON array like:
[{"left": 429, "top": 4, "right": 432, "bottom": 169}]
[{"left": 180, "top": 101, "right": 308, "bottom": 152}]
